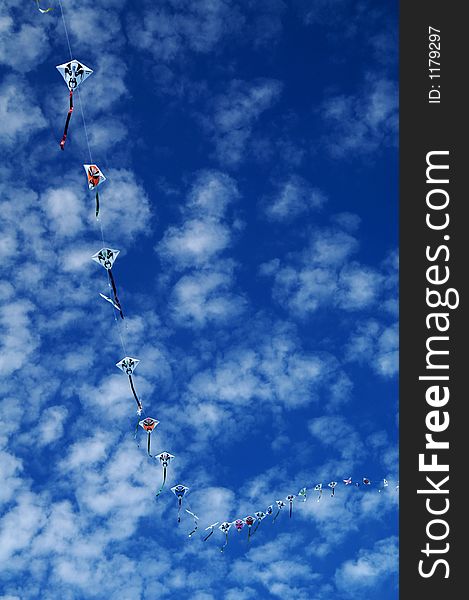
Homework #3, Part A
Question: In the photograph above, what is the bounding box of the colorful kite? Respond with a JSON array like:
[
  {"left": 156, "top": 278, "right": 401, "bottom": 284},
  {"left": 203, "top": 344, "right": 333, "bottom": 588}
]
[
  {"left": 328, "top": 481, "right": 337, "bottom": 497},
  {"left": 244, "top": 515, "right": 255, "bottom": 541},
  {"left": 155, "top": 452, "right": 174, "bottom": 497},
  {"left": 92, "top": 248, "right": 124, "bottom": 319},
  {"left": 83, "top": 164, "right": 106, "bottom": 218},
  {"left": 171, "top": 484, "right": 189, "bottom": 523},
  {"left": 234, "top": 519, "right": 244, "bottom": 533},
  {"left": 137, "top": 417, "right": 159, "bottom": 456},
  {"left": 343, "top": 477, "right": 352, "bottom": 486},
  {"left": 115, "top": 356, "right": 143, "bottom": 413},
  {"left": 203, "top": 522, "right": 219, "bottom": 542},
  {"left": 363, "top": 477, "right": 371, "bottom": 486},
  {"left": 219, "top": 521, "right": 232, "bottom": 552},
  {"left": 56, "top": 60, "right": 93, "bottom": 149}
]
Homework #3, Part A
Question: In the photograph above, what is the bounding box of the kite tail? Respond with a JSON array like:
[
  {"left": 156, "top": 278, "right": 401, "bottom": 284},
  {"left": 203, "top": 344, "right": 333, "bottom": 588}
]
[
  {"left": 155, "top": 467, "right": 167, "bottom": 499},
  {"left": 252, "top": 521, "right": 260, "bottom": 535},
  {"left": 203, "top": 530, "right": 214, "bottom": 542},
  {"left": 220, "top": 533, "right": 228, "bottom": 553},
  {"left": 95, "top": 191, "right": 100, "bottom": 218},
  {"left": 108, "top": 270, "right": 124, "bottom": 319},
  {"left": 248, "top": 526, "right": 252, "bottom": 543},
  {"left": 317, "top": 491, "right": 322, "bottom": 503},
  {"left": 331, "top": 488, "right": 335, "bottom": 497},
  {"left": 147, "top": 432, "right": 152, "bottom": 456},
  {"left": 128, "top": 375, "right": 143, "bottom": 412},
  {"left": 60, "top": 90, "right": 73, "bottom": 150},
  {"left": 177, "top": 498, "right": 182, "bottom": 523},
  {"left": 289, "top": 503, "right": 292, "bottom": 519},
  {"left": 186, "top": 509, "right": 198, "bottom": 538},
  {"left": 272, "top": 509, "right": 280, "bottom": 523}
]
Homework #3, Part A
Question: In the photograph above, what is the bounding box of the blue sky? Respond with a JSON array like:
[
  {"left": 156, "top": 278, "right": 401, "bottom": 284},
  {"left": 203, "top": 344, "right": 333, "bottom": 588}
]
[{"left": 0, "top": 1, "right": 398, "bottom": 598}]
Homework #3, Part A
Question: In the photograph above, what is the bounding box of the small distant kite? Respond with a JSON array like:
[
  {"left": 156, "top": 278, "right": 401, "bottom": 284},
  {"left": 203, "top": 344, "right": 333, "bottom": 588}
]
[
  {"left": 116, "top": 356, "right": 143, "bottom": 414},
  {"left": 83, "top": 164, "right": 106, "bottom": 218},
  {"left": 286, "top": 494, "right": 295, "bottom": 518},
  {"left": 298, "top": 487, "right": 307, "bottom": 502},
  {"left": 35, "top": 0, "right": 52, "bottom": 12},
  {"left": 244, "top": 515, "right": 255, "bottom": 541},
  {"left": 328, "top": 481, "right": 337, "bottom": 497},
  {"left": 252, "top": 511, "right": 266, "bottom": 535},
  {"left": 186, "top": 508, "right": 199, "bottom": 538},
  {"left": 219, "top": 521, "right": 232, "bottom": 552},
  {"left": 92, "top": 248, "right": 124, "bottom": 319},
  {"left": 171, "top": 485, "right": 189, "bottom": 523},
  {"left": 314, "top": 483, "right": 323, "bottom": 502},
  {"left": 273, "top": 500, "right": 286, "bottom": 523},
  {"left": 137, "top": 417, "right": 159, "bottom": 456},
  {"left": 56, "top": 59, "right": 93, "bottom": 149},
  {"left": 234, "top": 519, "right": 244, "bottom": 533},
  {"left": 203, "top": 522, "right": 219, "bottom": 542},
  {"left": 154, "top": 452, "right": 174, "bottom": 497}
]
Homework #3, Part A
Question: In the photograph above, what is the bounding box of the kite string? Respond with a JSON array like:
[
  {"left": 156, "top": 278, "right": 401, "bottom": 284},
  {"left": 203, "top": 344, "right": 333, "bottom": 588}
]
[
  {"left": 58, "top": 0, "right": 73, "bottom": 62},
  {"left": 58, "top": 0, "right": 133, "bottom": 362},
  {"left": 77, "top": 87, "right": 93, "bottom": 165}
]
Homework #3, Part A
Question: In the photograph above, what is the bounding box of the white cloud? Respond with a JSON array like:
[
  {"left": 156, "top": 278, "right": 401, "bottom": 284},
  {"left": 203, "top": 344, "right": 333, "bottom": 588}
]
[
  {"left": 261, "top": 225, "right": 392, "bottom": 319},
  {"left": 321, "top": 76, "right": 398, "bottom": 157},
  {"left": 0, "top": 15, "right": 50, "bottom": 72},
  {"left": 170, "top": 269, "right": 245, "bottom": 327},
  {"left": 261, "top": 175, "right": 327, "bottom": 222},
  {"left": 0, "top": 76, "right": 47, "bottom": 148},
  {"left": 127, "top": 0, "right": 244, "bottom": 62},
  {"left": 334, "top": 536, "right": 398, "bottom": 596},
  {"left": 204, "top": 79, "right": 282, "bottom": 167},
  {"left": 345, "top": 320, "right": 398, "bottom": 377}
]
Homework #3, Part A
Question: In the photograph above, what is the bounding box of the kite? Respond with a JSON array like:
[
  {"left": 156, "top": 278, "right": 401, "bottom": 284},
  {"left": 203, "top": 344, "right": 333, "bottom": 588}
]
[
  {"left": 328, "top": 481, "right": 337, "bottom": 497},
  {"left": 252, "top": 511, "right": 266, "bottom": 535},
  {"left": 266, "top": 505, "right": 273, "bottom": 516},
  {"left": 154, "top": 452, "right": 174, "bottom": 497},
  {"left": 343, "top": 477, "right": 352, "bottom": 486},
  {"left": 56, "top": 60, "right": 93, "bottom": 149},
  {"left": 273, "top": 500, "right": 286, "bottom": 523},
  {"left": 363, "top": 477, "right": 371, "bottom": 486},
  {"left": 35, "top": 0, "right": 52, "bottom": 12},
  {"left": 314, "top": 483, "right": 323, "bottom": 502},
  {"left": 171, "top": 485, "right": 189, "bottom": 523},
  {"left": 137, "top": 417, "right": 159, "bottom": 456},
  {"left": 203, "top": 522, "right": 219, "bottom": 542},
  {"left": 92, "top": 248, "right": 124, "bottom": 319},
  {"left": 234, "top": 519, "right": 244, "bottom": 533},
  {"left": 186, "top": 508, "right": 199, "bottom": 538},
  {"left": 83, "top": 164, "right": 106, "bottom": 218},
  {"left": 116, "top": 356, "right": 143, "bottom": 413},
  {"left": 286, "top": 494, "right": 295, "bottom": 518},
  {"left": 244, "top": 515, "right": 255, "bottom": 541},
  {"left": 298, "top": 487, "right": 307, "bottom": 502},
  {"left": 219, "top": 521, "right": 232, "bottom": 552}
]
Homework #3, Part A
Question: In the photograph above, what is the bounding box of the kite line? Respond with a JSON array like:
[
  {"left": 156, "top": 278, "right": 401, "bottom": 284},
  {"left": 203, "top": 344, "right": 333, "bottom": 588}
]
[{"left": 40, "top": 1, "right": 398, "bottom": 547}]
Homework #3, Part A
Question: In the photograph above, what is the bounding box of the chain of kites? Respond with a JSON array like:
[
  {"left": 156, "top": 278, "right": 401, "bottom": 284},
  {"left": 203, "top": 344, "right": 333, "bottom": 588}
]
[{"left": 36, "top": 0, "right": 398, "bottom": 553}]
